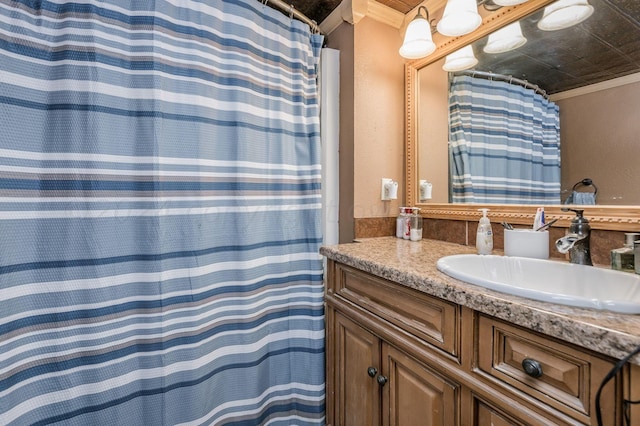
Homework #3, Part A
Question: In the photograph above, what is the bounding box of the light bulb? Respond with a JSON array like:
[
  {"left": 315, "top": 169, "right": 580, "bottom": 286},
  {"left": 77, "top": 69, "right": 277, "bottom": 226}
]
[
  {"left": 483, "top": 22, "right": 527, "bottom": 53},
  {"left": 400, "top": 7, "right": 436, "bottom": 59},
  {"left": 437, "top": 0, "right": 482, "bottom": 37},
  {"left": 443, "top": 45, "right": 478, "bottom": 71},
  {"left": 537, "top": 0, "right": 594, "bottom": 31}
]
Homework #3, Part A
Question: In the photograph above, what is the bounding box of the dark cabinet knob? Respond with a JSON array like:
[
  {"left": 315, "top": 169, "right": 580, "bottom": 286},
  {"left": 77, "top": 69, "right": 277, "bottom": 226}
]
[
  {"left": 522, "top": 358, "right": 543, "bottom": 378},
  {"left": 377, "top": 375, "right": 388, "bottom": 386},
  {"left": 367, "top": 367, "right": 377, "bottom": 377}
]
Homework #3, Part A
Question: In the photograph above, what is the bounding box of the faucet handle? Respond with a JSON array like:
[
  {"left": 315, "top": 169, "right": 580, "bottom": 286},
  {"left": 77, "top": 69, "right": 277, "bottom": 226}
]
[
  {"left": 563, "top": 208, "right": 590, "bottom": 232},
  {"left": 562, "top": 207, "right": 584, "bottom": 216}
]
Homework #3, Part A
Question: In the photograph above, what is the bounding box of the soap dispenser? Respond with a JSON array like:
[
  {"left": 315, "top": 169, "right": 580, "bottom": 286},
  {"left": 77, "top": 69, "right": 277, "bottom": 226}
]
[{"left": 476, "top": 208, "right": 493, "bottom": 255}]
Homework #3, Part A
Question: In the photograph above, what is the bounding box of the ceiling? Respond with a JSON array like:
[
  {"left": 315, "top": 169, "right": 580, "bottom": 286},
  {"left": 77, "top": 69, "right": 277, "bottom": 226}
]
[
  {"left": 278, "top": 0, "right": 640, "bottom": 94},
  {"left": 281, "top": 0, "right": 420, "bottom": 24},
  {"left": 472, "top": 0, "right": 640, "bottom": 94},
  {"left": 282, "top": 0, "right": 343, "bottom": 25}
]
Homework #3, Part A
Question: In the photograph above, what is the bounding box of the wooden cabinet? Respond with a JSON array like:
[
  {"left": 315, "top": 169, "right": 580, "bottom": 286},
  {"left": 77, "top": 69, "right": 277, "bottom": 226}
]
[
  {"left": 329, "top": 310, "right": 459, "bottom": 426},
  {"left": 476, "top": 314, "right": 619, "bottom": 424},
  {"left": 383, "top": 343, "right": 458, "bottom": 425},
  {"left": 325, "top": 260, "right": 628, "bottom": 426},
  {"left": 331, "top": 311, "right": 380, "bottom": 425}
]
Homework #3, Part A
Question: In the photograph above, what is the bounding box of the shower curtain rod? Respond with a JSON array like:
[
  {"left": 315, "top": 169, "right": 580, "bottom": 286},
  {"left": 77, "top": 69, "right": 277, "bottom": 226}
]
[
  {"left": 455, "top": 70, "right": 549, "bottom": 100},
  {"left": 263, "top": 0, "right": 322, "bottom": 34}
]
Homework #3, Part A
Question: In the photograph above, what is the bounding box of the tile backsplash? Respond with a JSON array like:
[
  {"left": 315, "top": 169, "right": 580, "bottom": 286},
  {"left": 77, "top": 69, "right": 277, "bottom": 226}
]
[{"left": 354, "top": 217, "right": 631, "bottom": 267}]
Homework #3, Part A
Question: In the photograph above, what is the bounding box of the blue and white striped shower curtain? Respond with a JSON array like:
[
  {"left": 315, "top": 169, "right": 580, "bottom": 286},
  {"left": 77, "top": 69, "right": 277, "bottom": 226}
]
[
  {"left": 0, "top": 0, "right": 325, "bottom": 424},
  {"left": 449, "top": 75, "right": 561, "bottom": 204}
]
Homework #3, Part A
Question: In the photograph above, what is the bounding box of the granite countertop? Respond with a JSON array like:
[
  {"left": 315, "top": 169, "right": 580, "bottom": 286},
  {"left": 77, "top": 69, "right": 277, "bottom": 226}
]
[{"left": 320, "top": 237, "right": 640, "bottom": 365}]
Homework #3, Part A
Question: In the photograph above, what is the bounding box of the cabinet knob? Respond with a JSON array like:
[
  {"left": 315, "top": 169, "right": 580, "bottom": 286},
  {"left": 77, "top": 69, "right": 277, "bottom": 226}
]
[
  {"left": 367, "top": 367, "right": 377, "bottom": 377},
  {"left": 376, "top": 375, "right": 388, "bottom": 386},
  {"left": 522, "top": 358, "right": 543, "bottom": 378}
]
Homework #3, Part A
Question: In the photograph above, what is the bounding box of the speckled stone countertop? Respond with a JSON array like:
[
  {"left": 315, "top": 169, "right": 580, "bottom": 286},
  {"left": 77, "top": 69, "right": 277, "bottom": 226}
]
[{"left": 320, "top": 237, "right": 640, "bottom": 365}]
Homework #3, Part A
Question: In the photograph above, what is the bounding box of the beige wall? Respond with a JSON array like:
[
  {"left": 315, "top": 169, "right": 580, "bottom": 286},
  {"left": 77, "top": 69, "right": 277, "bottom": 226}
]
[
  {"left": 352, "top": 17, "right": 406, "bottom": 219},
  {"left": 327, "top": 17, "right": 406, "bottom": 242},
  {"left": 557, "top": 80, "right": 640, "bottom": 205},
  {"left": 418, "top": 57, "right": 449, "bottom": 204}
]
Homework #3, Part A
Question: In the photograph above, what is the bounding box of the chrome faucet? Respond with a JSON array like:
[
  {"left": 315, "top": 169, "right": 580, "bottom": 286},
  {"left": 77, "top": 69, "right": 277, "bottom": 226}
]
[{"left": 555, "top": 209, "right": 593, "bottom": 266}]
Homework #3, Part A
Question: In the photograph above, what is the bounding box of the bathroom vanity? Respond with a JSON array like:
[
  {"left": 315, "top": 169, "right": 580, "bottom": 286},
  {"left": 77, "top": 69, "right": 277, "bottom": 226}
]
[{"left": 321, "top": 237, "right": 640, "bottom": 425}]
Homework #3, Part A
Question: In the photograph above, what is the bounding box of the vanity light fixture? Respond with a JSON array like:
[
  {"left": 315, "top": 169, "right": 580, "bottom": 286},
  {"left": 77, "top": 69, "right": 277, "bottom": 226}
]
[
  {"left": 537, "top": 0, "right": 594, "bottom": 31},
  {"left": 443, "top": 45, "right": 478, "bottom": 71},
  {"left": 437, "top": 0, "right": 482, "bottom": 37},
  {"left": 483, "top": 21, "right": 527, "bottom": 53},
  {"left": 399, "top": 6, "right": 436, "bottom": 59}
]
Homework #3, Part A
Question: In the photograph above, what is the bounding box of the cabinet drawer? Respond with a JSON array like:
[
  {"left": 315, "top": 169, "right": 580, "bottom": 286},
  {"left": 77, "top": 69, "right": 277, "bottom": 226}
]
[
  {"left": 476, "top": 314, "right": 618, "bottom": 422},
  {"left": 472, "top": 392, "right": 577, "bottom": 425},
  {"left": 332, "top": 263, "right": 459, "bottom": 356}
]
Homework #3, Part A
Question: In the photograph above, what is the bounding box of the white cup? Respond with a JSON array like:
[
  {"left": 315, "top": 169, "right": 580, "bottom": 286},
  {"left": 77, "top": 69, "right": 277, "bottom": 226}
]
[{"left": 504, "top": 229, "right": 549, "bottom": 259}]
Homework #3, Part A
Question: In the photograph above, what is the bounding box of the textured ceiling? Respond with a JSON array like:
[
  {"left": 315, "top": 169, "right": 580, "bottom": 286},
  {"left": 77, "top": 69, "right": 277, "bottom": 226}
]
[
  {"left": 472, "top": 0, "right": 640, "bottom": 94},
  {"left": 283, "top": 0, "right": 342, "bottom": 24},
  {"left": 281, "top": 0, "right": 640, "bottom": 94}
]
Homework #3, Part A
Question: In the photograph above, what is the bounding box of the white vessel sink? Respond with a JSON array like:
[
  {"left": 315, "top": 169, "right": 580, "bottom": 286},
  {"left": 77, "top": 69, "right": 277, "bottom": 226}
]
[{"left": 436, "top": 254, "right": 640, "bottom": 314}]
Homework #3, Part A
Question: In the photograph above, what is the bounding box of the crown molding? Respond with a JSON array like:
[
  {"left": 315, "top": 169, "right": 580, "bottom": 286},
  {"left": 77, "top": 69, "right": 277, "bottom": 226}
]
[
  {"left": 550, "top": 72, "right": 640, "bottom": 101},
  {"left": 366, "top": 1, "right": 405, "bottom": 29},
  {"left": 320, "top": 0, "right": 406, "bottom": 35}
]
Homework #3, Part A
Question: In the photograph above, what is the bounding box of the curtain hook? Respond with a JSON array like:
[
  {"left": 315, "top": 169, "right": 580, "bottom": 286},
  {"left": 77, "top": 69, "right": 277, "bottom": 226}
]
[
  {"left": 262, "top": 0, "right": 268, "bottom": 5},
  {"left": 289, "top": 4, "right": 294, "bottom": 19}
]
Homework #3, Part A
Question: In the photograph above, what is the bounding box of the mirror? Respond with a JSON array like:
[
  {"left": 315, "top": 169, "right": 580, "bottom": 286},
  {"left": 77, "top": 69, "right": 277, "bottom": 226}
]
[{"left": 406, "top": 0, "right": 640, "bottom": 230}]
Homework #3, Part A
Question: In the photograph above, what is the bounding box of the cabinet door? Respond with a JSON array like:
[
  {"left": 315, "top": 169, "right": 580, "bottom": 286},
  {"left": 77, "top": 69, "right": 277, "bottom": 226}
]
[
  {"left": 382, "top": 343, "right": 459, "bottom": 426},
  {"left": 332, "top": 311, "right": 382, "bottom": 426},
  {"left": 475, "top": 398, "right": 527, "bottom": 426}
]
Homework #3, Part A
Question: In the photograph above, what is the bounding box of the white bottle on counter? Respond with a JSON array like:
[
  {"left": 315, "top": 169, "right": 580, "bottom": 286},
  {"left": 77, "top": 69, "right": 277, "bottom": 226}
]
[
  {"left": 476, "top": 208, "right": 493, "bottom": 255},
  {"left": 396, "top": 207, "right": 407, "bottom": 238}
]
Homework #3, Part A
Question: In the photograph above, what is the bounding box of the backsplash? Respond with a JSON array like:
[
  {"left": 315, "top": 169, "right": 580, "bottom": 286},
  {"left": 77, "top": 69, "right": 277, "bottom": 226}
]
[{"left": 354, "top": 217, "right": 630, "bottom": 267}]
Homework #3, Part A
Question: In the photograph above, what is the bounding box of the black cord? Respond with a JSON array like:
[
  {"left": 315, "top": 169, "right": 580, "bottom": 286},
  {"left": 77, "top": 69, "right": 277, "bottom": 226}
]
[
  {"left": 595, "top": 343, "right": 640, "bottom": 425},
  {"left": 624, "top": 398, "right": 640, "bottom": 425}
]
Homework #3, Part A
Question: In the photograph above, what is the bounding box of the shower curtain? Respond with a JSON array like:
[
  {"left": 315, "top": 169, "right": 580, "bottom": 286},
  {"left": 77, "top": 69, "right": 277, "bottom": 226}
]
[
  {"left": 0, "top": 0, "right": 325, "bottom": 424},
  {"left": 449, "top": 75, "right": 561, "bottom": 204}
]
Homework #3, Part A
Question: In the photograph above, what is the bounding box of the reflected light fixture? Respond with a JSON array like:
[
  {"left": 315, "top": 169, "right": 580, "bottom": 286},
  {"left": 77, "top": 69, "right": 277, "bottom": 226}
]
[
  {"left": 537, "top": 0, "right": 594, "bottom": 31},
  {"left": 493, "top": 0, "right": 529, "bottom": 6},
  {"left": 443, "top": 45, "right": 478, "bottom": 71},
  {"left": 437, "top": 0, "right": 482, "bottom": 37},
  {"left": 483, "top": 22, "right": 527, "bottom": 53},
  {"left": 399, "top": 6, "right": 436, "bottom": 59}
]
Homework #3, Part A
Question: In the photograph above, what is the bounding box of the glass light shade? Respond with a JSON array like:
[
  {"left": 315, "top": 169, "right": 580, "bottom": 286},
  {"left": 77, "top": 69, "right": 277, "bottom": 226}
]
[
  {"left": 493, "top": 0, "right": 529, "bottom": 5},
  {"left": 537, "top": 0, "right": 594, "bottom": 31},
  {"left": 483, "top": 22, "right": 527, "bottom": 53},
  {"left": 443, "top": 45, "right": 478, "bottom": 71},
  {"left": 399, "top": 15, "right": 436, "bottom": 59},
  {"left": 437, "top": 0, "right": 482, "bottom": 37}
]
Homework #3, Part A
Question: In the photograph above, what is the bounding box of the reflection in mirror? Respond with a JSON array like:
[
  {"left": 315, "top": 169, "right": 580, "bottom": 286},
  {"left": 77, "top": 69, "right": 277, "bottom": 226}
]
[
  {"left": 416, "top": 0, "right": 640, "bottom": 206},
  {"left": 447, "top": 72, "right": 561, "bottom": 204}
]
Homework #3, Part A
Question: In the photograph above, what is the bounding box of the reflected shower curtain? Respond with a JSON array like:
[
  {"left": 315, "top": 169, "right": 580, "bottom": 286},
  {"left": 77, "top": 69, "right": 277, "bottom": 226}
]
[
  {"left": 449, "top": 75, "right": 561, "bottom": 204},
  {"left": 0, "top": 0, "right": 325, "bottom": 424}
]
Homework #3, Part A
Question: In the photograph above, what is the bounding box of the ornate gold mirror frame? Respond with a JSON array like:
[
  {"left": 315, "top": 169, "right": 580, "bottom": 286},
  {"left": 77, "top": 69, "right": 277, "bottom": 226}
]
[{"left": 405, "top": 0, "right": 640, "bottom": 231}]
